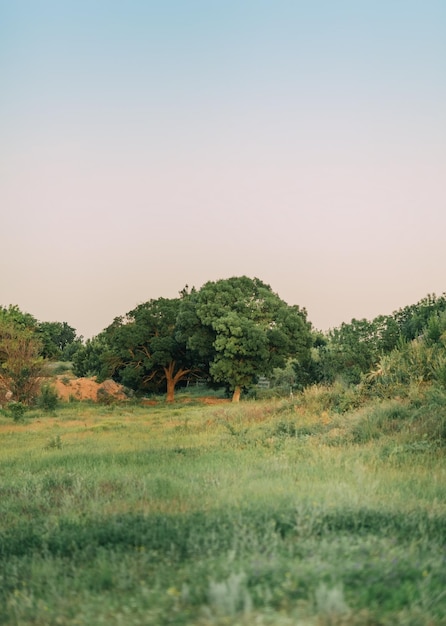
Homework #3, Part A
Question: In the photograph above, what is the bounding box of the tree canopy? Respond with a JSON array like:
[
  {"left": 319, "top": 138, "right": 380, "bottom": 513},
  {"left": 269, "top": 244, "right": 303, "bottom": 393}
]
[
  {"left": 37, "top": 321, "right": 80, "bottom": 360},
  {"left": 179, "top": 276, "right": 312, "bottom": 401},
  {"left": 103, "top": 297, "right": 198, "bottom": 402},
  {"left": 0, "top": 305, "right": 38, "bottom": 331}
]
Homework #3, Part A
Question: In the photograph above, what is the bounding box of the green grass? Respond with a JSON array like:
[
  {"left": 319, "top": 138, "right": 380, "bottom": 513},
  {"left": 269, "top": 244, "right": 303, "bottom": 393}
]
[{"left": 0, "top": 394, "right": 445, "bottom": 625}]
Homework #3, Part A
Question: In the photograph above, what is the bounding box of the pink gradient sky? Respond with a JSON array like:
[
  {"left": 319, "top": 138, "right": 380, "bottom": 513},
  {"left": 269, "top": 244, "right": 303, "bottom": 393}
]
[{"left": 1, "top": 1, "right": 445, "bottom": 338}]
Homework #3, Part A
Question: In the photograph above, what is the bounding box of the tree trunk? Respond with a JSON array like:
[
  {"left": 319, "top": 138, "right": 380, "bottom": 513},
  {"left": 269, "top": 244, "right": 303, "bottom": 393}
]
[
  {"left": 166, "top": 377, "right": 175, "bottom": 403},
  {"left": 232, "top": 386, "right": 241, "bottom": 402},
  {"left": 164, "top": 361, "right": 191, "bottom": 403}
]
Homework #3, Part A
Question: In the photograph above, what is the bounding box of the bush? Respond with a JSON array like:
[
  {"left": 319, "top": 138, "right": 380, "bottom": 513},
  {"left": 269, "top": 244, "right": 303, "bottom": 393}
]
[
  {"left": 432, "top": 356, "right": 446, "bottom": 389},
  {"left": 295, "top": 381, "right": 362, "bottom": 415},
  {"left": 410, "top": 386, "right": 446, "bottom": 444},
  {"left": 350, "top": 401, "right": 412, "bottom": 443},
  {"left": 37, "top": 383, "right": 59, "bottom": 412},
  {"left": 365, "top": 340, "right": 446, "bottom": 399},
  {"left": 7, "top": 401, "right": 27, "bottom": 422}
]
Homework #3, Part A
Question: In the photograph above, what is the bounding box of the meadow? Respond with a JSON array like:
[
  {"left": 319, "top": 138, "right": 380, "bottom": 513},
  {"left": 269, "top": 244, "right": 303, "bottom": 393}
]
[{"left": 1, "top": 388, "right": 446, "bottom": 625}]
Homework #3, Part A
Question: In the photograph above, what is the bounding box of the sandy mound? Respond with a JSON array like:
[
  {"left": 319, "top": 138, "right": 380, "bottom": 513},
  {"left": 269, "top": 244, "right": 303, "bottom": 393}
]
[{"left": 52, "top": 376, "right": 127, "bottom": 402}]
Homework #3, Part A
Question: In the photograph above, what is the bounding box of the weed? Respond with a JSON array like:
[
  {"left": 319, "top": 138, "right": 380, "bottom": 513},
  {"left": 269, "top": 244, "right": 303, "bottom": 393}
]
[
  {"left": 207, "top": 571, "right": 252, "bottom": 616},
  {"left": 314, "top": 582, "right": 350, "bottom": 617},
  {"left": 45, "top": 435, "right": 62, "bottom": 450}
]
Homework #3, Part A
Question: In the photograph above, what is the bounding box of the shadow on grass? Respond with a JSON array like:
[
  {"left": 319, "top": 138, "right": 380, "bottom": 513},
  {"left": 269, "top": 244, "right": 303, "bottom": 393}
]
[{"left": 1, "top": 504, "right": 445, "bottom": 560}]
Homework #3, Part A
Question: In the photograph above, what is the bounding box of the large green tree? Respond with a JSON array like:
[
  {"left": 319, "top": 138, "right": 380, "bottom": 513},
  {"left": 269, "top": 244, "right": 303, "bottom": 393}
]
[
  {"left": 104, "top": 297, "right": 197, "bottom": 402},
  {"left": 179, "top": 276, "right": 312, "bottom": 401}
]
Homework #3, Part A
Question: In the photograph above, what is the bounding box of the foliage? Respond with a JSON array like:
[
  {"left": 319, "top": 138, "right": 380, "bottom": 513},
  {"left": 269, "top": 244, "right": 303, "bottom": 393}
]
[
  {"left": 317, "top": 315, "right": 401, "bottom": 385},
  {"left": 0, "top": 305, "right": 81, "bottom": 362},
  {"left": 364, "top": 312, "right": 446, "bottom": 398},
  {"left": 6, "top": 400, "right": 27, "bottom": 421},
  {"left": 3, "top": 288, "right": 446, "bottom": 416},
  {"left": 270, "top": 359, "right": 298, "bottom": 395},
  {"left": 179, "top": 276, "right": 312, "bottom": 401},
  {"left": 72, "top": 333, "right": 110, "bottom": 379},
  {"left": 293, "top": 380, "right": 363, "bottom": 416},
  {"left": 37, "top": 321, "right": 80, "bottom": 360},
  {"left": 393, "top": 292, "right": 446, "bottom": 341},
  {"left": 311, "top": 292, "right": 446, "bottom": 391},
  {"left": 0, "top": 319, "right": 44, "bottom": 405},
  {"left": 37, "top": 383, "right": 60, "bottom": 412},
  {"left": 104, "top": 297, "right": 198, "bottom": 402},
  {"left": 0, "top": 304, "right": 38, "bottom": 330}
]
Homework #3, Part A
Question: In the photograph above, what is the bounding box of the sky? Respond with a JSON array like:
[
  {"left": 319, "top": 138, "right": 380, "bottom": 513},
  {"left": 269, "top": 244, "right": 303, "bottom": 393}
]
[{"left": 1, "top": 0, "right": 445, "bottom": 338}]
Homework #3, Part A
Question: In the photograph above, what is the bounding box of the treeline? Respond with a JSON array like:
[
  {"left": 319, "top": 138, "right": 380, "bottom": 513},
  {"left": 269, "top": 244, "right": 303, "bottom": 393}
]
[
  {"left": 1, "top": 277, "right": 446, "bottom": 405},
  {"left": 312, "top": 292, "right": 446, "bottom": 392},
  {"left": 0, "top": 305, "right": 81, "bottom": 361},
  {"left": 70, "top": 281, "right": 446, "bottom": 403}
]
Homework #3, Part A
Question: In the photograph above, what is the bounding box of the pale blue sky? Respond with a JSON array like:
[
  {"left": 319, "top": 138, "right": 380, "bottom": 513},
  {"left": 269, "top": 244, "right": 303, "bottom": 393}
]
[{"left": 1, "top": 1, "right": 445, "bottom": 337}]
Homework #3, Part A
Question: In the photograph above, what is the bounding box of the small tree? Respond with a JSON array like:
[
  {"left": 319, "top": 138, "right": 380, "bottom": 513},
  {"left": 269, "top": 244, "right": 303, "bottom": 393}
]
[
  {"left": 0, "top": 320, "right": 44, "bottom": 405},
  {"left": 37, "top": 383, "right": 60, "bottom": 412}
]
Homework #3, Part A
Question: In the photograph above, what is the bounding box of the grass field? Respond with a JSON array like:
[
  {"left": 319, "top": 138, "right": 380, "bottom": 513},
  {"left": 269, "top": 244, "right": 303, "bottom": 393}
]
[{"left": 1, "top": 392, "right": 446, "bottom": 625}]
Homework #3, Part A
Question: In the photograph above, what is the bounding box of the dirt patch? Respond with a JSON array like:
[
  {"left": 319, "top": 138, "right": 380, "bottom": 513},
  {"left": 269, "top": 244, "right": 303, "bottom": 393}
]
[{"left": 52, "top": 376, "right": 127, "bottom": 402}]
